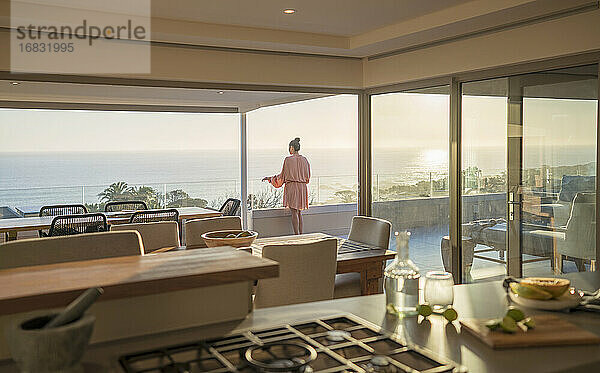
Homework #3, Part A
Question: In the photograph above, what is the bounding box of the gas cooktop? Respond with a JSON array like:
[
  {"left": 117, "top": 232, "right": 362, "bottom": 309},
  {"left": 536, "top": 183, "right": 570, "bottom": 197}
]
[{"left": 119, "top": 314, "right": 466, "bottom": 373}]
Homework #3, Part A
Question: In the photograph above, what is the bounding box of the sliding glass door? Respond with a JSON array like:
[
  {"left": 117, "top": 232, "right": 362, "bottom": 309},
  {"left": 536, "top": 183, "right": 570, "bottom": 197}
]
[
  {"left": 371, "top": 86, "right": 449, "bottom": 272},
  {"left": 460, "top": 65, "right": 598, "bottom": 282},
  {"left": 520, "top": 65, "right": 598, "bottom": 276}
]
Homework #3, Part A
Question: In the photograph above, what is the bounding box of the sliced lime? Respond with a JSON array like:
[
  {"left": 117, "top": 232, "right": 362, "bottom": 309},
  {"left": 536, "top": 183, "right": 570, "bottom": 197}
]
[
  {"left": 500, "top": 315, "right": 517, "bottom": 333},
  {"left": 506, "top": 307, "right": 526, "bottom": 322},
  {"left": 443, "top": 307, "right": 458, "bottom": 322},
  {"left": 417, "top": 304, "right": 433, "bottom": 318},
  {"left": 522, "top": 317, "right": 535, "bottom": 329},
  {"left": 485, "top": 319, "right": 502, "bottom": 331}
]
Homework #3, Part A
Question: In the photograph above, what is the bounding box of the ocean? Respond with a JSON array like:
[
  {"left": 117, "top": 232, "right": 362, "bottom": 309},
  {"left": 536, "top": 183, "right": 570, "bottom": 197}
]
[{"left": 0, "top": 145, "right": 595, "bottom": 208}]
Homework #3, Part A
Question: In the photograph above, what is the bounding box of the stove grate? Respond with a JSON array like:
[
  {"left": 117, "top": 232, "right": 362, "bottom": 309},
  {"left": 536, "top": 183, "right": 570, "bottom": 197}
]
[{"left": 119, "top": 314, "right": 466, "bottom": 373}]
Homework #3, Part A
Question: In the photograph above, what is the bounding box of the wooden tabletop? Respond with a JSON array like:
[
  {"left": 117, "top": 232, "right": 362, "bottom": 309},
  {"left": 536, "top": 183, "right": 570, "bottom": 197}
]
[
  {"left": 252, "top": 233, "right": 396, "bottom": 265},
  {"left": 0, "top": 207, "right": 221, "bottom": 234},
  {"left": 0, "top": 247, "right": 278, "bottom": 315}
]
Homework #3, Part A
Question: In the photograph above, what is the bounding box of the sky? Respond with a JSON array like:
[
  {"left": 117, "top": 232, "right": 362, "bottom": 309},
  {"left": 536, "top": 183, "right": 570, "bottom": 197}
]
[
  {"left": 0, "top": 93, "right": 596, "bottom": 153},
  {"left": 0, "top": 95, "right": 358, "bottom": 152}
]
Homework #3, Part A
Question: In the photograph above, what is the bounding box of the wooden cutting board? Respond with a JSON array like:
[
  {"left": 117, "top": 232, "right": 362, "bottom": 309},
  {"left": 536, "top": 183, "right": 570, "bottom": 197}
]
[{"left": 460, "top": 314, "right": 600, "bottom": 349}]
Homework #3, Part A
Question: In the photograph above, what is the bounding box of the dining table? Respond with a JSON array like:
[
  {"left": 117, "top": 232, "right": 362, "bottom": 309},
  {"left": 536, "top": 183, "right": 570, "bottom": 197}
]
[
  {"left": 0, "top": 206, "right": 222, "bottom": 241},
  {"left": 249, "top": 232, "right": 396, "bottom": 296}
]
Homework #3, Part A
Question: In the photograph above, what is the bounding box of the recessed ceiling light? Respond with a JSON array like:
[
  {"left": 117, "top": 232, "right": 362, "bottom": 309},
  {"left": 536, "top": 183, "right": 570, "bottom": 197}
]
[
  {"left": 10, "top": 82, "right": 19, "bottom": 85},
  {"left": 283, "top": 9, "right": 295, "bottom": 14},
  {"left": 217, "top": 91, "right": 224, "bottom": 95}
]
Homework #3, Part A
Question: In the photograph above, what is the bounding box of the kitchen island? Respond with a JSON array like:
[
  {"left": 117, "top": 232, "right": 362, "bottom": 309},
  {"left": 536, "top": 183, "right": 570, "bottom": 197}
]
[
  {"left": 0, "top": 247, "right": 279, "bottom": 360},
  {"left": 1, "top": 271, "right": 595, "bottom": 373}
]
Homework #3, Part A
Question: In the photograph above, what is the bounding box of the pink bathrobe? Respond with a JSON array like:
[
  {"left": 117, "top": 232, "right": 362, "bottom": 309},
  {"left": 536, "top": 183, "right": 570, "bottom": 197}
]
[{"left": 269, "top": 154, "right": 311, "bottom": 210}]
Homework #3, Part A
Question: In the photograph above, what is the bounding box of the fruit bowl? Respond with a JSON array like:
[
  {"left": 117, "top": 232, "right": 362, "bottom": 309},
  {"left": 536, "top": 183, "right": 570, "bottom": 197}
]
[{"left": 201, "top": 230, "right": 258, "bottom": 248}]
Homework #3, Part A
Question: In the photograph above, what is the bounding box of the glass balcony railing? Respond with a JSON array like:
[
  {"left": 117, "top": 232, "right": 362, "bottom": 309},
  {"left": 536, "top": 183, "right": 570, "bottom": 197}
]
[
  {"left": 0, "top": 170, "right": 513, "bottom": 215},
  {"left": 0, "top": 179, "right": 240, "bottom": 213}
]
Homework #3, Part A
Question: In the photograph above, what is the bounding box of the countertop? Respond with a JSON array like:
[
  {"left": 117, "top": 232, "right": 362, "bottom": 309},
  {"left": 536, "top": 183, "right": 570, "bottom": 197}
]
[
  {"left": 3, "top": 272, "right": 600, "bottom": 372},
  {"left": 0, "top": 247, "right": 279, "bottom": 315}
]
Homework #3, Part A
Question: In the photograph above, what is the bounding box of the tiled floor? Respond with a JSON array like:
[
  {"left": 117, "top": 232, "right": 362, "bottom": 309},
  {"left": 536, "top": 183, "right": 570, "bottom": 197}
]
[{"left": 387, "top": 224, "right": 581, "bottom": 283}]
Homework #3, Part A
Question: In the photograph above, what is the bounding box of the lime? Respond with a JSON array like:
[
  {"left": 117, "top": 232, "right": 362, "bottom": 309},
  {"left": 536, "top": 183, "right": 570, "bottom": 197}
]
[
  {"left": 506, "top": 307, "right": 526, "bottom": 322},
  {"left": 443, "top": 307, "right": 458, "bottom": 322},
  {"left": 522, "top": 317, "right": 536, "bottom": 329},
  {"left": 485, "top": 319, "right": 502, "bottom": 331},
  {"left": 500, "top": 316, "right": 517, "bottom": 333},
  {"left": 417, "top": 304, "right": 433, "bottom": 318}
]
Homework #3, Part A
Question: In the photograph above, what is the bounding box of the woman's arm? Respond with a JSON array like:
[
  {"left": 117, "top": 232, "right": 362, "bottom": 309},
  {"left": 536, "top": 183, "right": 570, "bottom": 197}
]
[{"left": 264, "top": 159, "right": 286, "bottom": 188}]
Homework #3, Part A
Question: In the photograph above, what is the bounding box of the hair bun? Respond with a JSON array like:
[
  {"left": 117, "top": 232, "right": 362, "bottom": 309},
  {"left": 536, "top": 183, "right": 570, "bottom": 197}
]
[{"left": 294, "top": 137, "right": 300, "bottom": 142}]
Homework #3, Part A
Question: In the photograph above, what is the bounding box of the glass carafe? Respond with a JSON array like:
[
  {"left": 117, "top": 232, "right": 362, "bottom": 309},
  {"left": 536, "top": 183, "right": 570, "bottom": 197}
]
[{"left": 384, "top": 231, "right": 420, "bottom": 316}]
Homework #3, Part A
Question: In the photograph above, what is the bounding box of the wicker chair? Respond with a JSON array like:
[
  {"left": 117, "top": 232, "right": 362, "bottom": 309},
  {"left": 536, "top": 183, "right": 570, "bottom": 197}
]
[
  {"left": 104, "top": 200, "right": 148, "bottom": 212},
  {"left": 129, "top": 209, "right": 179, "bottom": 224},
  {"left": 39, "top": 204, "right": 88, "bottom": 237},
  {"left": 47, "top": 213, "right": 108, "bottom": 237},
  {"left": 219, "top": 198, "right": 241, "bottom": 216}
]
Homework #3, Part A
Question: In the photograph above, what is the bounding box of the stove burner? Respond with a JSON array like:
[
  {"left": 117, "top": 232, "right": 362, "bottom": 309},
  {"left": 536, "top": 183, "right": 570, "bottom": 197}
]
[
  {"left": 325, "top": 330, "right": 350, "bottom": 342},
  {"left": 370, "top": 356, "right": 390, "bottom": 367},
  {"left": 360, "top": 355, "right": 394, "bottom": 373},
  {"left": 245, "top": 341, "right": 317, "bottom": 372}
]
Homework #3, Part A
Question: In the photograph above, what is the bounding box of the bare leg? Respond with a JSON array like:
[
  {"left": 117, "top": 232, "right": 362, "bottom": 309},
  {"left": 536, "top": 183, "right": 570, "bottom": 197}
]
[
  {"left": 290, "top": 208, "right": 300, "bottom": 235},
  {"left": 298, "top": 209, "right": 303, "bottom": 234}
]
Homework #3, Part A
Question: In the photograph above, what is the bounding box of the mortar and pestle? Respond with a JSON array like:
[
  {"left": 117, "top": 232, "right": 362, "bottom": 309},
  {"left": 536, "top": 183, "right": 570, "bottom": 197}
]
[{"left": 5, "top": 288, "right": 103, "bottom": 373}]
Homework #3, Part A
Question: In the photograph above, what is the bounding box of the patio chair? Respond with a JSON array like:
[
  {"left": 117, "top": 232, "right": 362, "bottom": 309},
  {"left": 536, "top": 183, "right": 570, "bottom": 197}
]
[
  {"left": 541, "top": 175, "right": 595, "bottom": 227},
  {"left": 38, "top": 204, "right": 87, "bottom": 237},
  {"left": 334, "top": 216, "right": 391, "bottom": 299},
  {"left": 185, "top": 216, "right": 242, "bottom": 249},
  {"left": 531, "top": 192, "right": 596, "bottom": 272},
  {"left": 0, "top": 231, "right": 143, "bottom": 269},
  {"left": 104, "top": 200, "right": 148, "bottom": 212},
  {"left": 111, "top": 221, "right": 180, "bottom": 254},
  {"left": 254, "top": 238, "right": 337, "bottom": 308},
  {"left": 129, "top": 209, "right": 179, "bottom": 224},
  {"left": 48, "top": 213, "right": 108, "bottom": 237},
  {"left": 218, "top": 198, "right": 241, "bottom": 216}
]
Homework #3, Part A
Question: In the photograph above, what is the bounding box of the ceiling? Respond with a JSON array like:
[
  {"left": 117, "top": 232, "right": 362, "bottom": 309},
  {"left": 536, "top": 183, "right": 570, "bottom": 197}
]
[
  {"left": 151, "top": 0, "right": 471, "bottom": 37},
  {"left": 149, "top": 0, "right": 597, "bottom": 57},
  {"left": 3, "top": 0, "right": 594, "bottom": 58},
  {"left": 0, "top": 80, "right": 331, "bottom": 112}
]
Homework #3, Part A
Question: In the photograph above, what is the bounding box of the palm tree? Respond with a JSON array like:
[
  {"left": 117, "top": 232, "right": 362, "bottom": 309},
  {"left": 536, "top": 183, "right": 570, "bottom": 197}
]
[
  {"left": 98, "top": 181, "right": 130, "bottom": 202},
  {"left": 129, "top": 185, "right": 160, "bottom": 208}
]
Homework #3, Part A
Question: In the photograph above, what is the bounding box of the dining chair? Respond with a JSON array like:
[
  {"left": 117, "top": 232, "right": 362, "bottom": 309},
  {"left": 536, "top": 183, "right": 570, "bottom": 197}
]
[
  {"left": 104, "top": 200, "right": 148, "bottom": 212},
  {"left": 129, "top": 209, "right": 179, "bottom": 224},
  {"left": 218, "top": 198, "right": 241, "bottom": 216},
  {"left": 0, "top": 231, "right": 144, "bottom": 269},
  {"left": 38, "top": 204, "right": 88, "bottom": 237},
  {"left": 47, "top": 213, "right": 108, "bottom": 237},
  {"left": 334, "top": 216, "right": 392, "bottom": 299},
  {"left": 111, "top": 221, "right": 180, "bottom": 254},
  {"left": 184, "top": 216, "right": 242, "bottom": 249},
  {"left": 254, "top": 238, "right": 337, "bottom": 308}
]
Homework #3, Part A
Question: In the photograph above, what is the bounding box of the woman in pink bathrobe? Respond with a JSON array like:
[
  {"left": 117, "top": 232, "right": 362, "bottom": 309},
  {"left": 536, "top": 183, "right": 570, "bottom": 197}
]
[{"left": 262, "top": 137, "right": 311, "bottom": 235}]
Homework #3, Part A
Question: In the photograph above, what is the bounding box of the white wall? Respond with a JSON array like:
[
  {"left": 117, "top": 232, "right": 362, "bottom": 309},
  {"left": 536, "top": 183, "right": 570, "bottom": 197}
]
[
  {"left": 251, "top": 203, "right": 357, "bottom": 237},
  {"left": 364, "top": 9, "right": 600, "bottom": 88}
]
